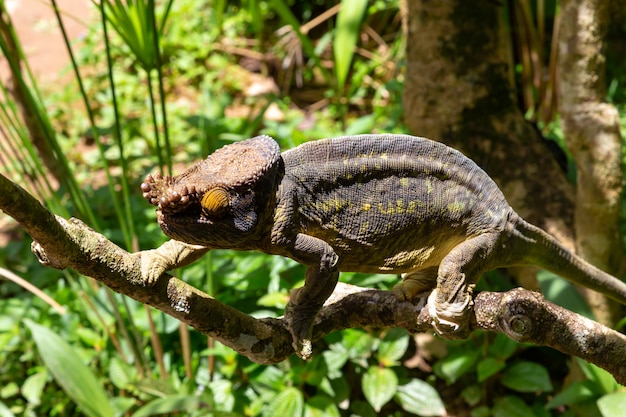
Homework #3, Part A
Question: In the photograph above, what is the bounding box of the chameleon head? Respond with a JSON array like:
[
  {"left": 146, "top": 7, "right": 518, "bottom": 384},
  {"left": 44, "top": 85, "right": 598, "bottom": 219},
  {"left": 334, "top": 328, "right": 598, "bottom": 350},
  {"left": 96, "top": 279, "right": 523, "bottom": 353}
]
[{"left": 141, "top": 136, "right": 282, "bottom": 247}]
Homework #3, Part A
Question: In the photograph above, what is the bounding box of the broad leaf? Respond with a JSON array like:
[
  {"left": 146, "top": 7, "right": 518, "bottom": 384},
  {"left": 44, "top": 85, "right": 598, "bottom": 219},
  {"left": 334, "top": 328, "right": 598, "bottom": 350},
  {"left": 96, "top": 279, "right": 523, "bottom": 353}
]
[
  {"left": 377, "top": 328, "right": 410, "bottom": 366},
  {"left": 501, "top": 361, "right": 553, "bottom": 393},
  {"left": 598, "top": 392, "right": 626, "bottom": 417},
  {"left": 395, "top": 379, "right": 446, "bottom": 417},
  {"left": 362, "top": 367, "right": 397, "bottom": 412},
  {"left": 433, "top": 349, "right": 480, "bottom": 384},
  {"left": 264, "top": 387, "right": 304, "bottom": 417},
  {"left": 492, "top": 396, "right": 535, "bottom": 417},
  {"left": 545, "top": 380, "right": 598, "bottom": 409},
  {"left": 477, "top": 357, "right": 506, "bottom": 382},
  {"left": 25, "top": 320, "right": 114, "bottom": 417}
]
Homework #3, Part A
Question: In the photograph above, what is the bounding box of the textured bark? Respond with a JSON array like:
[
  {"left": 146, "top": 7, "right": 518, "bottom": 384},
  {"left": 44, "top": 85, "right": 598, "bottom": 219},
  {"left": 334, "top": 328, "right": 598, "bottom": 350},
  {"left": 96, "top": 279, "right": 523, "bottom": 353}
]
[{"left": 558, "top": 0, "right": 624, "bottom": 324}]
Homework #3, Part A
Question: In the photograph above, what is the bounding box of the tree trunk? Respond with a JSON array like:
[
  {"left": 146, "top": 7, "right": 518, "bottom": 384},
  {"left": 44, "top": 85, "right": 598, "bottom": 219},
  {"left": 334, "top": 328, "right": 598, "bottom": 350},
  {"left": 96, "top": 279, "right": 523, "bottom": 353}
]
[{"left": 558, "top": 0, "right": 624, "bottom": 324}]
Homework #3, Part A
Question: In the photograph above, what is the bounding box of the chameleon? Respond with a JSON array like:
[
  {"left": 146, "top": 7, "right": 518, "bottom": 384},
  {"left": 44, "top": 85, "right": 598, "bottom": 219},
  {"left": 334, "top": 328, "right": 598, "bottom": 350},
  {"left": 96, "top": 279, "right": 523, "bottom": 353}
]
[{"left": 139, "top": 134, "right": 626, "bottom": 359}]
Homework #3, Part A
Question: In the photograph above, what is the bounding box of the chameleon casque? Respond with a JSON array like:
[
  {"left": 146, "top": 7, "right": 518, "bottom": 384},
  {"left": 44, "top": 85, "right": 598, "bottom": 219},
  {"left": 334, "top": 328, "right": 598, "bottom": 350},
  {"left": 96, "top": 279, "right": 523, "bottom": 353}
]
[{"left": 140, "top": 134, "right": 626, "bottom": 359}]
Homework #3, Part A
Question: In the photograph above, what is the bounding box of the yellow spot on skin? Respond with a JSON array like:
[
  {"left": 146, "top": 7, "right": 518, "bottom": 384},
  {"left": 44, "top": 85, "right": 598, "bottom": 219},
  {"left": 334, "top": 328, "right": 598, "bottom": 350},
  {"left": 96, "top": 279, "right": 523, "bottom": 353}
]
[
  {"left": 426, "top": 179, "right": 433, "bottom": 194},
  {"left": 400, "top": 178, "right": 410, "bottom": 187},
  {"left": 382, "top": 247, "right": 436, "bottom": 270},
  {"left": 363, "top": 203, "right": 371, "bottom": 211},
  {"left": 378, "top": 201, "right": 395, "bottom": 215},
  {"left": 396, "top": 199, "right": 405, "bottom": 214},
  {"left": 447, "top": 201, "right": 466, "bottom": 213}
]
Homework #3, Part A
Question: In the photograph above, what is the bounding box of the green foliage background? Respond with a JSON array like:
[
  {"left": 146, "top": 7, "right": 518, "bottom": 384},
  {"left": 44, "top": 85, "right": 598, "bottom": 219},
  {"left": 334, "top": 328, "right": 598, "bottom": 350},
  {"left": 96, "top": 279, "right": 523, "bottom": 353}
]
[{"left": 0, "top": 1, "right": 625, "bottom": 416}]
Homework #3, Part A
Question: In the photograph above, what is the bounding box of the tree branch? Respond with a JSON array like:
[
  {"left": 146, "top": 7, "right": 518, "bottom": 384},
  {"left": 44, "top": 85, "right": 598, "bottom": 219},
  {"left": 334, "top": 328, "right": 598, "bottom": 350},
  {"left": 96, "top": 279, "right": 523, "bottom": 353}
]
[{"left": 1, "top": 172, "right": 626, "bottom": 383}]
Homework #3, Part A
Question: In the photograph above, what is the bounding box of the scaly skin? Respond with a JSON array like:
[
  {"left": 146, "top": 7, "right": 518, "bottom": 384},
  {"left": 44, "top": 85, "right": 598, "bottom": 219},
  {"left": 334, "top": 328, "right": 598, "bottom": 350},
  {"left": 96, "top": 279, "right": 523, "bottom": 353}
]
[{"left": 141, "top": 134, "right": 626, "bottom": 359}]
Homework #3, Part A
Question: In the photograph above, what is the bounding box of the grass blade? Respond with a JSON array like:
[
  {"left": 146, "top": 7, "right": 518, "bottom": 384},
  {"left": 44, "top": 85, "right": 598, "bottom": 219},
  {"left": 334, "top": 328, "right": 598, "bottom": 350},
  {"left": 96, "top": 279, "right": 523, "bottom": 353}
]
[{"left": 334, "top": 0, "right": 368, "bottom": 93}]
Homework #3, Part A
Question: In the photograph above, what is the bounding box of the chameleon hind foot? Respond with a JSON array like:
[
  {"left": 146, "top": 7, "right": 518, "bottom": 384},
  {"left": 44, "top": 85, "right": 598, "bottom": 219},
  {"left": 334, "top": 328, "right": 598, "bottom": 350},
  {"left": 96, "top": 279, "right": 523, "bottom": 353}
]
[{"left": 428, "top": 289, "right": 473, "bottom": 339}]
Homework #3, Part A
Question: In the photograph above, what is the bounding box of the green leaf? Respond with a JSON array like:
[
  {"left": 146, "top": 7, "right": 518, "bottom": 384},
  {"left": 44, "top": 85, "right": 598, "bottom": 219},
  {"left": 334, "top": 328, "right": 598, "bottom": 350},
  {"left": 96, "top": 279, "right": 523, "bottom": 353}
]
[
  {"left": 322, "top": 346, "right": 351, "bottom": 374},
  {"left": 362, "top": 367, "right": 397, "bottom": 412},
  {"left": 492, "top": 396, "right": 535, "bottom": 417},
  {"left": 350, "top": 400, "right": 377, "bottom": 417},
  {"left": 501, "top": 361, "right": 553, "bottom": 393},
  {"left": 377, "top": 329, "right": 410, "bottom": 366},
  {"left": 576, "top": 358, "right": 620, "bottom": 394},
  {"left": 395, "top": 379, "right": 446, "bottom": 416},
  {"left": 21, "top": 370, "right": 47, "bottom": 405},
  {"left": 110, "top": 397, "right": 137, "bottom": 417},
  {"left": 0, "top": 401, "right": 15, "bottom": 417},
  {"left": 264, "top": 387, "right": 304, "bottom": 417},
  {"left": 433, "top": 349, "right": 480, "bottom": 384},
  {"left": 210, "top": 379, "right": 235, "bottom": 413},
  {"left": 537, "top": 271, "right": 592, "bottom": 317},
  {"left": 304, "top": 396, "right": 341, "bottom": 417},
  {"left": 257, "top": 291, "right": 289, "bottom": 308},
  {"left": 25, "top": 320, "right": 115, "bottom": 417},
  {"left": 487, "top": 333, "right": 520, "bottom": 360},
  {"left": 345, "top": 114, "right": 377, "bottom": 136},
  {"left": 470, "top": 405, "right": 491, "bottom": 417},
  {"left": 342, "top": 328, "right": 376, "bottom": 359},
  {"left": 131, "top": 395, "right": 212, "bottom": 417},
  {"left": 545, "top": 380, "right": 599, "bottom": 409},
  {"left": 109, "top": 356, "right": 134, "bottom": 390},
  {"left": 597, "top": 392, "right": 626, "bottom": 417},
  {"left": 461, "top": 385, "right": 482, "bottom": 407},
  {"left": 476, "top": 357, "right": 506, "bottom": 382},
  {"left": 333, "top": 0, "right": 368, "bottom": 92}
]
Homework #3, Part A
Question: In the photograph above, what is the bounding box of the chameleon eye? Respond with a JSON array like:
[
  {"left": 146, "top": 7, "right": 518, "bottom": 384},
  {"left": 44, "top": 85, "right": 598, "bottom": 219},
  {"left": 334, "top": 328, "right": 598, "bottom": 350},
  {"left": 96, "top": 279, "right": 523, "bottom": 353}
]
[{"left": 200, "top": 187, "right": 230, "bottom": 216}]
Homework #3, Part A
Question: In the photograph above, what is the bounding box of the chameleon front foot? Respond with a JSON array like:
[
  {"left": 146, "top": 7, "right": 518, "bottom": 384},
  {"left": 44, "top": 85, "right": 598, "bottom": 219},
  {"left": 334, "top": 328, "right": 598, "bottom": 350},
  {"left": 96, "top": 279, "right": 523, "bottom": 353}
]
[{"left": 284, "top": 289, "right": 321, "bottom": 360}]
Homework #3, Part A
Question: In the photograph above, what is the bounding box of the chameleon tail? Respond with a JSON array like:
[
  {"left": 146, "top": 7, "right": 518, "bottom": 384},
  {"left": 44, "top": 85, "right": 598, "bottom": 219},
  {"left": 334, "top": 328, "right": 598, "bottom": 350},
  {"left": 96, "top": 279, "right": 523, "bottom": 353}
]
[{"left": 515, "top": 219, "right": 626, "bottom": 306}]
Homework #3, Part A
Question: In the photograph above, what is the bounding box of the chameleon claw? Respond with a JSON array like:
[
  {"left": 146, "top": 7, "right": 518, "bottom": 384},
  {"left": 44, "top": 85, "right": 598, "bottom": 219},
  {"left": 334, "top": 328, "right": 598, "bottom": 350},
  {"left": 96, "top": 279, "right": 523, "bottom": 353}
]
[{"left": 296, "top": 339, "right": 313, "bottom": 360}]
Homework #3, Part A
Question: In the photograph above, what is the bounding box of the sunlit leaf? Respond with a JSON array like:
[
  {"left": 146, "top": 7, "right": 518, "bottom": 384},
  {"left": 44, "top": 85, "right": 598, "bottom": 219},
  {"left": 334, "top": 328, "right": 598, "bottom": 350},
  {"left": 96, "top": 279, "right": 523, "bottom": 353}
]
[
  {"left": 576, "top": 358, "right": 620, "bottom": 395},
  {"left": 395, "top": 379, "right": 446, "bottom": 417},
  {"left": 304, "top": 395, "right": 341, "bottom": 417},
  {"left": 598, "top": 392, "right": 626, "bottom": 417},
  {"left": 25, "top": 320, "right": 115, "bottom": 417},
  {"left": 376, "top": 328, "right": 410, "bottom": 366},
  {"left": 362, "top": 367, "right": 397, "bottom": 412},
  {"left": 545, "top": 380, "right": 599, "bottom": 409},
  {"left": 334, "top": 0, "right": 368, "bottom": 92},
  {"left": 264, "top": 387, "right": 304, "bottom": 417}
]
